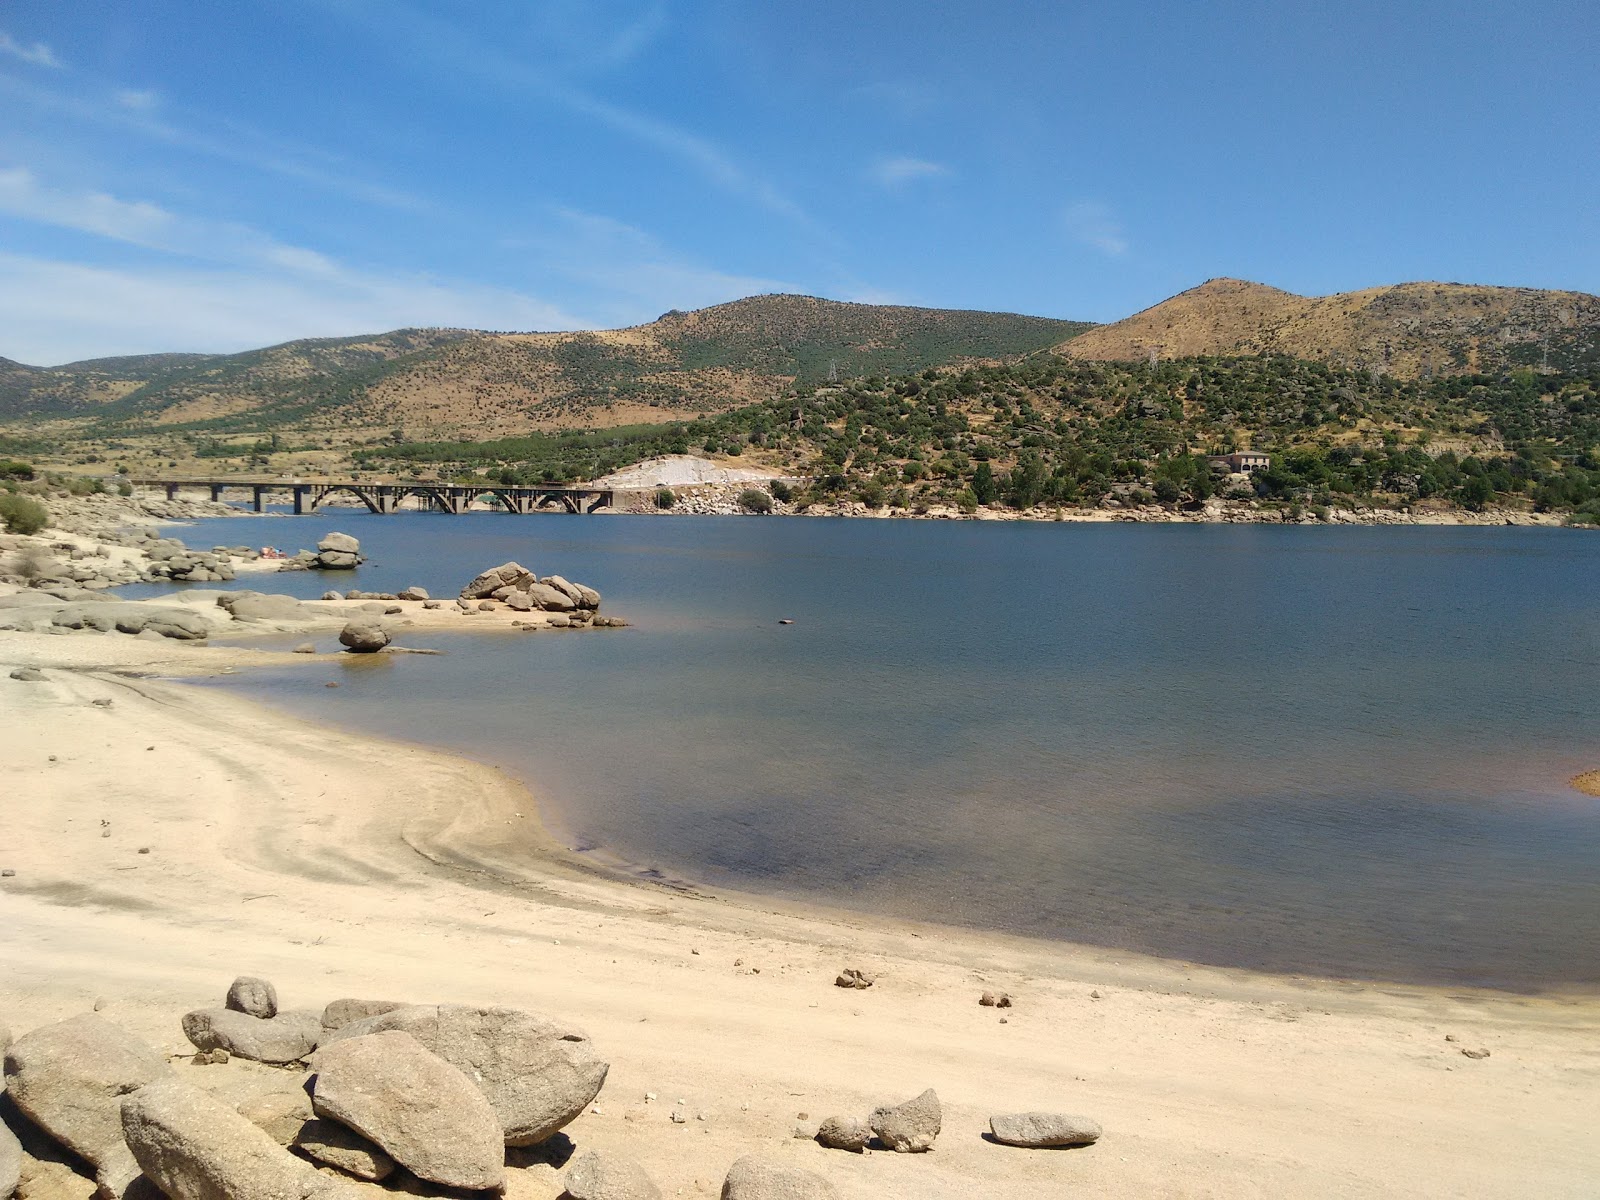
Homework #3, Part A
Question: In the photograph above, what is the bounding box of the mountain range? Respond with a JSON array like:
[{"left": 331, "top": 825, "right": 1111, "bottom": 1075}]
[{"left": 1, "top": 280, "right": 1595, "bottom": 441}]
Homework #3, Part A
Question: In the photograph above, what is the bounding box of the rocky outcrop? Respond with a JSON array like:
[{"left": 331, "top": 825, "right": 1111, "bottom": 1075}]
[
  {"left": 180, "top": 1008, "right": 320, "bottom": 1065},
  {"left": 214, "top": 593, "right": 316, "bottom": 624},
  {"left": 319, "top": 1003, "right": 608, "bottom": 1146},
  {"left": 51, "top": 603, "right": 210, "bottom": 640},
  {"left": 988, "top": 1111, "right": 1102, "bottom": 1147},
  {"left": 309, "top": 532, "right": 364, "bottom": 571},
  {"left": 563, "top": 1148, "right": 663, "bottom": 1200},
  {"left": 459, "top": 562, "right": 603, "bottom": 615},
  {"left": 2, "top": 1013, "right": 170, "bottom": 1198},
  {"left": 869, "top": 1088, "right": 941, "bottom": 1153},
  {"left": 310, "top": 1030, "right": 504, "bottom": 1191},
  {"left": 121, "top": 1077, "right": 360, "bottom": 1200},
  {"left": 337, "top": 622, "right": 390, "bottom": 653},
  {"left": 720, "top": 1155, "right": 840, "bottom": 1199}
]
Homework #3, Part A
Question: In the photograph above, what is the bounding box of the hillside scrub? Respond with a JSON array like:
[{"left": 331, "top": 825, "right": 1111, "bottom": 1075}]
[
  {"left": 0, "top": 491, "right": 49, "bottom": 534},
  {"left": 351, "top": 354, "right": 1600, "bottom": 518}
]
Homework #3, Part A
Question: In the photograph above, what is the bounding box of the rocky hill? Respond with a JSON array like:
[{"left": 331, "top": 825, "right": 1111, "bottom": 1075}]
[
  {"left": 1057, "top": 278, "right": 1600, "bottom": 378},
  {"left": 0, "top": 297, "right": 1089, "bottom": 438}
]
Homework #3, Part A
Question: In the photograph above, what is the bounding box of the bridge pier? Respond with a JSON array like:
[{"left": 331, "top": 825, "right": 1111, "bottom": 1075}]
[
  {"left": 292, "top": 486, "right": 308, "bottom": 515},
  {"left": 251, "top": 486, "right": 266, "bottom": 513},
  {"left": 209, "top": 484, "right": 225, "bottom": 503},
  {"left": 164, "top": 483, "right": 179, "bottom": 501}
]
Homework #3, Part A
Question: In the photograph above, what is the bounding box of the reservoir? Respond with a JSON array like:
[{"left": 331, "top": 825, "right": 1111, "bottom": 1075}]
[{"left": 127, "top": 514, "right": 1600, "bottom": 990}]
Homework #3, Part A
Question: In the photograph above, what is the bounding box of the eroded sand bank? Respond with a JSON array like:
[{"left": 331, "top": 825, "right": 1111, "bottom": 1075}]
[{"left": 1, "top": 631, "right": 1598, "bottom": 1198}]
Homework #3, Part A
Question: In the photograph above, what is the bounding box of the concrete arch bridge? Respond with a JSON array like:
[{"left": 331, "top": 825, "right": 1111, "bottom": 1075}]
[{"left": 135, "top": 479, "right": 615, "bottom": 515}]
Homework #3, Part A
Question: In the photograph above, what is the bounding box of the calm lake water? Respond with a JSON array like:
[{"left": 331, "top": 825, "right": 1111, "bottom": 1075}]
[{"left": 125, "top": 512, "right": 1600, "bottom": 990}]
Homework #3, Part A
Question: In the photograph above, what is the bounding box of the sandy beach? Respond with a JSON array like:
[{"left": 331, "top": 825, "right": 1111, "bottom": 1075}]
[{"left": 2, "top": 623, "right": 1598, "bottom": 1200}]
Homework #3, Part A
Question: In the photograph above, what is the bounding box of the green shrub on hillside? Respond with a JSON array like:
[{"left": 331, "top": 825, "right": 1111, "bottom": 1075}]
[
  {"left": 0, "top": 492, "right": 49, "bottom": 534},
  {"left": 738, "top": 488, "right": 773, "bottom": 514},
  {"left": 655, "top": 488, "right": 676, "bottom": 509}
]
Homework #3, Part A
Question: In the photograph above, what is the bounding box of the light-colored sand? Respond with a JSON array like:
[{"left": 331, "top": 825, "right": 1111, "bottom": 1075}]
[
  {"left": 1, "top": 632, "right": 1598, "bottom": 1199},
  {"left": 1572, "top": 770, "right": 1600, "bottom": 798}
]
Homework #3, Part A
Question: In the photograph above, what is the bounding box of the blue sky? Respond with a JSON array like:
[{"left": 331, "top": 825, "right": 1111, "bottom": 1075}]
[{"left": 1, "top": 0, "right": 1595, "bottom": 364}]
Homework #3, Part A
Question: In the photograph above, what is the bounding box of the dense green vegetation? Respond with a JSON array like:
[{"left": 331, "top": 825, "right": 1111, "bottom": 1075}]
[{"left": 356, "top": 354, "right": 1600, "bottom": 521}]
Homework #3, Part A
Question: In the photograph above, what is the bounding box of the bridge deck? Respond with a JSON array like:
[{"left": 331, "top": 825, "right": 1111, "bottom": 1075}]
[{"left": 133, "top": 479, "right": 616, "bottom": 515}]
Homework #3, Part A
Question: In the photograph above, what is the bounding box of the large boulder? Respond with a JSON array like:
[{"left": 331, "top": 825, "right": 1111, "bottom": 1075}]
[
  {"left": 122, "top": 1077, "right": 360, "bottom": 1200},
  {"left": 3, "top": 1013, "right": 170, "bottom": 1197},
  {"left": 52, "top": 603, "right": 210, "bottom": 640},
  {"left": 526, "top": 582, "right": 576, "bottom": 612},
  {"left": 225, "top": 976, "right": 278, "bottom": 1019},
  {"left": 988, "top": 1111, "right": 1102, "bottom": 1147},
  {"left": 215, "top": 593, "right": 315, "bottom": 623},
  {"left": 310, "top": 1030, "right": 503, "bottom": 1191},
  {"left": 320, "top": 1004, "right": 608, "bottom": 1146},
  {"left": 720, "top": 1155, "right": 840, "bottom": 1199},
  {"left": 337, "top": 622, "right": 390, "bottom": 653},
  {"left": 311, "top": 534, "right": 364, "bottom": 571},
  {"left": 0, "top": 1115, "right": 20, "bottom": 1200},
  {"left": 542, "top": 575, "right": 601, "bottom": 610},
  {"left": 181, "top": 1008, "right": 320, "bottom": 1065},
  {"left": 869, "top": 1088, "right": 941, "bottom": 1153},
  {"left": 461, "top": 562, "right": 535, "bottom": 600},
  {"left": 564, "top": 1149, "right": 662, "bottom": 1200},
  {"left": 317, "top": 532, "right": 360, "bottom": 555}
]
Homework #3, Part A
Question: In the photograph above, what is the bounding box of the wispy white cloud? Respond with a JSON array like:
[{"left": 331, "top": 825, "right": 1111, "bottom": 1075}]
[
  {"left": 0, "top": 31, "right": 61, "bottom": 69},
  {"left": 1062, "top": 201, "right": 1129, "bottom": 257},
  {"left": 115, "top": 88, "right": 160, "bottom": 111},
  {"left": 319, "top": 1, "right": 829, "bottom": 240},
  {"left": 0, "top": 250, "right": 587, "bottom": 365},
  {"left": 869, "top": 155, "right": 952, "bottom": 189},
  {"left": 0, "top": 167, "right": 174, "bottom": 247},
  {"left": 0, "top": 169, "right": 586, "bottom": 362},
  {"left": 0, "top": 72, "right": 429, "bottom": 213}
]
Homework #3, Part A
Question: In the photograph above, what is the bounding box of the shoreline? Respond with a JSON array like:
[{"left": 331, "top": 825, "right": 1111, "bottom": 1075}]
[
  {"left": 4, "top": 646, "right": 1600, "bottom": 1195},
  {"left": 4, "top": 523, "right": 1600, "bottom": 1193}
]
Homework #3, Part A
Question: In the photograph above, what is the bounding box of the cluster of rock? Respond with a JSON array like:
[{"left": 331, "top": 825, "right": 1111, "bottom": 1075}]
[
  {"left": 0, "top": 971, "right": 1099, "bottom": 1200},
  {"left": 39, "top": 489, "right": 242, "bottom": 539},
  {"left": 141, "top": 535, "right": 241, "bottom": 583},
  {"left": 806, "top": 1087, "right": 1099, "bottom": 1157},
  {"left": 1, "top": 979, "right": 614, "bottom": 1199},
  {"left": 277, "top": 532, "right": 366, "bottom": 572},
  {"left": 458, "top": 562, "right": 625, "bottom": 628}
]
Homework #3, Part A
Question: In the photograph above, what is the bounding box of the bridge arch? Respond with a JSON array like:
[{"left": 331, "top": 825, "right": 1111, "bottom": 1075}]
[{"left": 311, "top": 484, "right": 384, "bottom": 515}]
